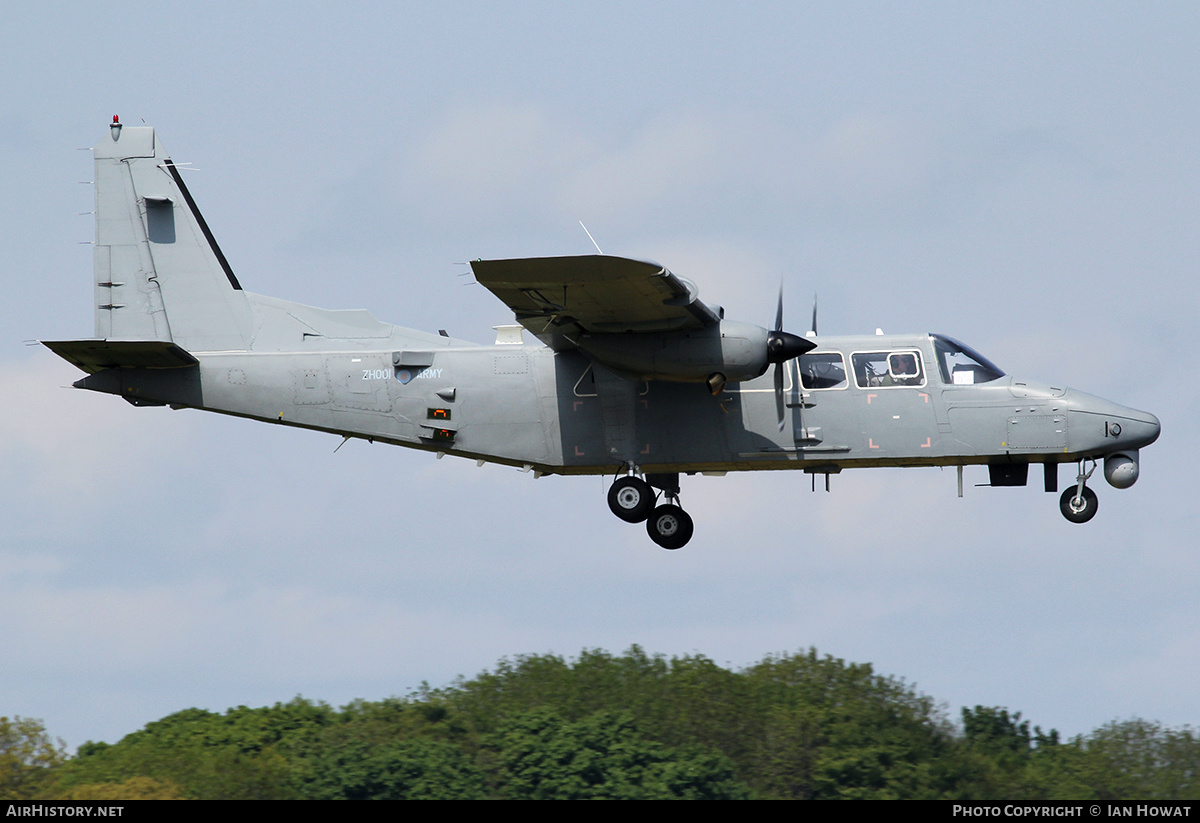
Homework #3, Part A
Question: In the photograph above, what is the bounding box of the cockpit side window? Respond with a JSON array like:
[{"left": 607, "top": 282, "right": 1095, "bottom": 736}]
[
  {"left": 888, "top": 352, "right": 921, "bottom": 382},
  {"left": 799, "top": 351, "right": 847, "bottom": 390},
  {"left": 932, "top": 335, "right": 1005, "bottom": 385},
  {"left": 852, "top": 350, "right": 925, "bottom": 388}
]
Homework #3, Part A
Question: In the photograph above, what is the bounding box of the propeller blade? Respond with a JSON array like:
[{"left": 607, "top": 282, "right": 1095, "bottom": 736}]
[
  {"left": 767, "top": 283, "right": 814, "bottom": 430},
  {"left": 767, "top": 282, "right": 815, "bottom": 362},
  {"left": 810, "top": 293, "right": 818, "bottom": 337},
  {"left": 775, "top": 361, "right": 785, "bottom": 430}
]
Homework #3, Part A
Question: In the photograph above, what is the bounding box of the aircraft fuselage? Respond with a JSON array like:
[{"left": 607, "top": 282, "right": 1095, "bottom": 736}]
[{"left": 75, "top": 321, "right": 1159, "bottom": 485}]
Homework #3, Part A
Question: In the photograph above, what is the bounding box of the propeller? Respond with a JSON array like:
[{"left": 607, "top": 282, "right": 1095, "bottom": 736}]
[{"left": 767, "top": 284, "right": 815, "bottom": 430}]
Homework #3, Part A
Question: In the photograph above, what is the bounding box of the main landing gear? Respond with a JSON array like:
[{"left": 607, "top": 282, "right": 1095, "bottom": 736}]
[
  {"left": 606, "top": 470, "right": 694, "bottom": 550},
  {"left": 1059, "top": 458, "right": 1099, "bottom": 524},
  {"left": 645, "top": 502, "right": 693, "bottom": 550},
  {"left": 607, "top": 476, "right": 654, "bottom": 523}
]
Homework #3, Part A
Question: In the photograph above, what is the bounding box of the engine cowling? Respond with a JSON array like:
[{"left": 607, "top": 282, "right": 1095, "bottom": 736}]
[{"left": 578, "top": 321, "right": 780, "bottom": 384}]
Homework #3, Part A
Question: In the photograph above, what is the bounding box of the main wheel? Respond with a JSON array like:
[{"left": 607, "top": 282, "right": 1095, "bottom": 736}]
[
  {"left": 1059, "top": 486, "right": 1098, "bottom": 524},
  {"left": 608, "top": 476, "right": 654, "bottom": 523},
  {"left": 646, "top": 504, "right": 694, "bottom": 550}
]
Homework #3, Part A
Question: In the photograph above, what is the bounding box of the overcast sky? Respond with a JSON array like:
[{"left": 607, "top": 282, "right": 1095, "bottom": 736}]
[{"left": 2, "top": 1, "right": 1197, "bottom": 749}]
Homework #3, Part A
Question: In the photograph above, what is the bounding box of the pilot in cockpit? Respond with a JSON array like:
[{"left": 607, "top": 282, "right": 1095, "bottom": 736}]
[{"left": 883, "top": 352, "right": 921, "bottom": 386}]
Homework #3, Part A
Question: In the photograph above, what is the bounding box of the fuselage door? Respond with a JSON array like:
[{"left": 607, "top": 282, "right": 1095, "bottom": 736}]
[
  {"left": 850, "top": 348, "right": 938, "bottom": 456},
  {"left": 793, "top": 351, "right": 854, "bottom": 455}
]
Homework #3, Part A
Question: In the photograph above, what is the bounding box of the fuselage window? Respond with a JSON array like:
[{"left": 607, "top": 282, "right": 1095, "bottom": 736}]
[
  {"left": 799, "top": 352, "right": 847, "bottom": 390},
  {"left": 852, "top": 350, "right": 925, "bottom": 388}
]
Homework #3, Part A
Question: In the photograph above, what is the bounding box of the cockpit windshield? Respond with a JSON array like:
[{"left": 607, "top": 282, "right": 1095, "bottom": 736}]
[{"left": 931, "top": 335, "right": 1005, "bottom": 385}]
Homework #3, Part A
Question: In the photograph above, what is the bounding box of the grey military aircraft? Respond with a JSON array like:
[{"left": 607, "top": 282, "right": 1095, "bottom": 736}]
[{"left": 44, "top": 119, "right": 1161, "bottom": 549}]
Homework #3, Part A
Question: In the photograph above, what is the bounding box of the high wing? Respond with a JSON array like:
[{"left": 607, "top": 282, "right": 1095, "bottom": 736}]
[{"left": 471, "top": 255, "right": 722, "bottom": 350}]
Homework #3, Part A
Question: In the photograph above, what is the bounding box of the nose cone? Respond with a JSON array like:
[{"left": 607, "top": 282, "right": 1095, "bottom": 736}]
[
  {"left": 1118, "top": 408, "right": 1161, "bottom": 448},
  {"left": 1065, "top": 390, "right": 1161, "bottom": 453},
  {"left": 766, "top": 330, "right": 815, "bottom": 363}
]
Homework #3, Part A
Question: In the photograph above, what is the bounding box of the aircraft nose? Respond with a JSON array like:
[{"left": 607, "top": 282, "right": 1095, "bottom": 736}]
[
  {"left": 1117, "top": 408, "right": 1161, "bottom": 448},
  {"left": 1065, "top": 392, "right": 1161, "bottom": 453}
]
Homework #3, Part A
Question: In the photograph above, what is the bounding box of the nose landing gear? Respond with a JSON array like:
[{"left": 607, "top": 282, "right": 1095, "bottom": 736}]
[
  {"left": 1059, "top": 458, "right": 1099, "bottom": 523},
  {"left": 606, "top": 469, "right": 694, "bottom": 549}
]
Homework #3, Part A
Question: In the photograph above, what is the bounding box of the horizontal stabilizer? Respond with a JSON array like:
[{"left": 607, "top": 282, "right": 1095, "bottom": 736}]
[{"left": 42, "top": 339, "right": 198, "bottom": 374}]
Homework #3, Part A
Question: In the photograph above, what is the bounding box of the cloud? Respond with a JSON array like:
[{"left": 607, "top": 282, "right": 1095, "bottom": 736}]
[
  {"left": 399, "top": 102, "right": 949, "bottom": 234},
  {"left": 0, "top": 356, "right": 200, "bottom": 523},
  {"left": 404, "top": 101, "right": 594, "bottom": 218},
  {"left": 800, "top": 113, "right": 935, "bottom": 215}
]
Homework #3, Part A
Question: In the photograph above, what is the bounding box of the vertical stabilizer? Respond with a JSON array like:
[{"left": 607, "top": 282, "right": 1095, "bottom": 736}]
[{"left": 93, "top": 118, "right": 251, "bottom": 351}]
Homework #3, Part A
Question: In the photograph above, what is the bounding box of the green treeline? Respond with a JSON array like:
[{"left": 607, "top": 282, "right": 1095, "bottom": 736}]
[{"left": 4, "top": 647, "right": 1198, "bottom": 799}]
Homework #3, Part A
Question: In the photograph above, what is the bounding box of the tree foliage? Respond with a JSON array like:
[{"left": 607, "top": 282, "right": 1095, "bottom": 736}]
[
  {"left": 1050, "top": 720, "right": 1200, "bottom": 800},
  {"left": 23, "top": 647, "right": 1200, "bottom": 800},
  {"left": 487, "top": 708, "right": 747, "bottom": 799},
  {"left": 0, "top": 716, "right": 66, "bottom": 800},
  {"left": 298, "top": 737, "right": 486, "bottom": 800},
  {"left": 49, "top": 699, "right": 334, "bottom": 800},
  {"left": 56, "top": 776, "right": 187, "bottom": 800}
]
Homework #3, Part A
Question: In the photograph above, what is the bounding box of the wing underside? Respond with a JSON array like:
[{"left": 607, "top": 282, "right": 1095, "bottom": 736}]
[{"left": 471, "top": 255, "right": 721, "bottom": 349}]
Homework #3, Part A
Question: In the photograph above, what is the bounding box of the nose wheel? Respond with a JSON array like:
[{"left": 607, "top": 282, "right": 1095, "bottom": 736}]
[
  {"left": 1060, "top": 486, "right": 1098, "bottom": 523},
  {"left": 1059, "top": 459, "right": 1099, "bottom": 523}
]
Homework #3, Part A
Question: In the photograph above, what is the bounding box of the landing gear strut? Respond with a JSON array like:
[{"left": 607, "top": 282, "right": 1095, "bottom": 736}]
[
  {"left": 1059, "top": 459, "right": 1099, "bottom": 523},
  {"left": 606, "top": 469, "right": 695, "bottom": 549}
]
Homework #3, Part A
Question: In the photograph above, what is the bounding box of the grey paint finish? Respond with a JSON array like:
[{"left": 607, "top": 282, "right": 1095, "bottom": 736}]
[{"left": 43, "top": 122, "right": 1161, "bottom": 547}]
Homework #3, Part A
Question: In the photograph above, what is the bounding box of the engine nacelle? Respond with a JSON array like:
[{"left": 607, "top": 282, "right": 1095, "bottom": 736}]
[
  {"left": 1104, "top": 450, "right": 1140, "bottom": 489},
  {"left": 577, "top": 321, "right": 772, "bottom": 384}
]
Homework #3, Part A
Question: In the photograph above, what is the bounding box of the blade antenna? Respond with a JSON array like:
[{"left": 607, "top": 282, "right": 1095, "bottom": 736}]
[{"left": 579, "top": 221, "right": 603, "bottom": 255}]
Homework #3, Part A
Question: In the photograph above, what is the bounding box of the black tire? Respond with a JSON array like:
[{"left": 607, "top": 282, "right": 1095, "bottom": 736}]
[
  {"left": 608, "top": 476, "right": 654, "bottom": 523},
  {"left": 1059, "top": 486, "right": 1099, "bottom": 524},
  {"left": 646, "top": 504, "right": 694, "bottom": 550}
]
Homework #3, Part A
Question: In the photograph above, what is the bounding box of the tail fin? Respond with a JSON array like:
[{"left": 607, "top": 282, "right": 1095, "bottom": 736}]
[{"left": 91, "top": 117, "right": 251, "bottom": 351}]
